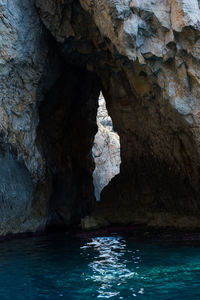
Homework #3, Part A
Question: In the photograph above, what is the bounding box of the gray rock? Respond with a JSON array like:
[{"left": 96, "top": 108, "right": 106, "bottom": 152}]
[
  {"left": 1, "top": 0, "right": 200, "bottom": 234},
  {"left": 0, "top": 144, "right": 32, "bottom": 235},
  {"left": 0, "top": 0, "right": 49, "bottom": 234},
  {"left": 92, "top": 94, "right": 121, "bottom": 201}
]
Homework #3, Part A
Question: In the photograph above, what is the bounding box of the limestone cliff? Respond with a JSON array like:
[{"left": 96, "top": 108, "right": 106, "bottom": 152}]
[
  {"left": 0, "top": 0, "right": 200, "bottom": 235},
  {"left": 92, "top": 94, "right": 121, "bottom": 201}
]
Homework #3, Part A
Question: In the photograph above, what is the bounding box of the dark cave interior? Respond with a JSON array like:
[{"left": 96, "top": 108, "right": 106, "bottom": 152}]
[{"left": 36, "top": 55, "right": 200, "bottom": 229}]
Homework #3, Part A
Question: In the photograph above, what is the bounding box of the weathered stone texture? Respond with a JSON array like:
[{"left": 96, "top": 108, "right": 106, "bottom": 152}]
[
  {"left": 0, "top": 0, "right": 50, "bottom": 235},
  {"left": 36, "top": 0, "right": 200, "bottom": 228},
  {"left": 1, "top": 0, "right": 200, "bottom": 234}
]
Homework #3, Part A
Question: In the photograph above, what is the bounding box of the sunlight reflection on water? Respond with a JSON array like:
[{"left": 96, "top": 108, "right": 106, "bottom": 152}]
[
  {"left": 81, "top": 236, "right": 143, "bottom": 298},
  {"left": 0, "top": 235, "right": 199, "bottom": 299}
]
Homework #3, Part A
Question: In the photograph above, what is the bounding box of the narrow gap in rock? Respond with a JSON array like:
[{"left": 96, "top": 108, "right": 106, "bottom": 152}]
[{"left": 92, "top": 92, "right": 121, "bottom": 201}]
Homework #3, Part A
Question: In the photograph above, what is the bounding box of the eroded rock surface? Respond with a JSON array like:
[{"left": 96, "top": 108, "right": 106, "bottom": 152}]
[
  {"left": 0, "top": 0, "right": 100, "bottom": 236},
  {"left": 35, "top": 0, "right": 200, "bottom": 228},
  {"left": 0, "top": 0, "right": 50, "bottom": 235},
  {"left": 1, "top": 0, "right": 200, "bottom": 235}
]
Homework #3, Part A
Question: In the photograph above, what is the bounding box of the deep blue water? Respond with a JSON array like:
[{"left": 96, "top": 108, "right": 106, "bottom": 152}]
[{"left": 0, "top": 233, "right": 200, "bottom": 299}]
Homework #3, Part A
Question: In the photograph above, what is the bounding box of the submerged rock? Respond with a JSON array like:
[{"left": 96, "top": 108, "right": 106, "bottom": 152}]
[{"left": 81, "top": 216, "right": 109, "bottom": 230}]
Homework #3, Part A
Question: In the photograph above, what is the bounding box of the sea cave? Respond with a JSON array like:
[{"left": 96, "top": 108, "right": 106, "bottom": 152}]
[{"left": 1, "top": 0, "right": 200, "bottom": 299}]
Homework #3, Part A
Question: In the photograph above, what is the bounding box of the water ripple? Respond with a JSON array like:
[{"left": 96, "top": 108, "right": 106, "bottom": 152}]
[
  {"left": 0, "top": 234, "right": 199, "bottom": 299},
  {"left": 81, "top": 237, "right": 140, "bottom": 298}
]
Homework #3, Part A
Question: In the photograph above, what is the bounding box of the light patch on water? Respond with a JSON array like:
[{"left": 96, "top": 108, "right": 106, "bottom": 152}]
[
  {"left": 0, "top": 235, "right": 199, "bottom": 299},
  {"left": 81, "top": 237, "right": 141, "bottom": 298}
]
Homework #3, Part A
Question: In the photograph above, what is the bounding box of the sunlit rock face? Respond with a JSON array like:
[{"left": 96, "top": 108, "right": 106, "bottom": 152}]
[{"left": 92, "top": 94, "right": 121, "bottom": 201}]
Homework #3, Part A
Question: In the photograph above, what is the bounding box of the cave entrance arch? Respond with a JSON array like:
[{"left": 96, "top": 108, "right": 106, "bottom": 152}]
[
  {"left": 32, "top": 0, "right": 200, "bottom": 231},
  {"left": 36, "top": 60, "right": 200, "bottom": 230}
]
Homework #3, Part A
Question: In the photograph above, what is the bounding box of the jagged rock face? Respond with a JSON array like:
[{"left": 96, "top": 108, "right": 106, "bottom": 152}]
[
  {"left": 0, "top": 0, "right": 50, "bottom": 235},
  {"left": 1, "top": 0, "right": 200, "bottom": 235},
  {"left": 92, "top": 94, "right": 121, "bottom": 201},
  {"left": 36, "top": 0, "right": 200, "bottom": 228},
  {"left": 0, "top": 0, "right": 100, "bottom": 235}
]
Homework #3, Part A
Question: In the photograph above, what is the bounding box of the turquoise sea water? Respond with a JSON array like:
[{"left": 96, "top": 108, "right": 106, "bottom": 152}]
[{"left": 0, "top": 233, "right": 200, "bottom": 299}]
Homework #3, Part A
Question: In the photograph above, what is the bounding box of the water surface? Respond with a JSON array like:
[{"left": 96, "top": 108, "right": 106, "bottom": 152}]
[{"left": 0, "top": 233, "right": 199, "bottom": 299}]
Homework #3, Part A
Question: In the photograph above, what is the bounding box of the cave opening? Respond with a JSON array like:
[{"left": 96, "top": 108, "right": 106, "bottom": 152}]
[
  {"left": 1, "top": 0, "right": 200, "bottom": 237},
  {"left": 36, "top": 60, "right": 200, "bottom": 231},
  {"left": 36, "top": 63, "right": 102, "bottom": 230},
  {"left": 92, "top": 92, "right": 121, "bottom": 201}
]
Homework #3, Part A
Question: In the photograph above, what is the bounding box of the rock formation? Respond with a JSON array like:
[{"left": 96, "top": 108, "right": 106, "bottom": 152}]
[
  {"left": 92, "top": 93, "right": 121, "bottom": 201},
  {"left": 1, "top": 0, "right": 200, "bottom": 235},
  {"left": 0, "top": 0, "right": 49, "bottom": 235}
]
